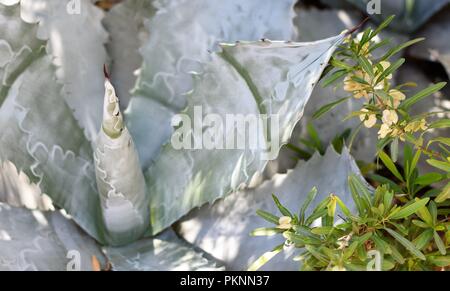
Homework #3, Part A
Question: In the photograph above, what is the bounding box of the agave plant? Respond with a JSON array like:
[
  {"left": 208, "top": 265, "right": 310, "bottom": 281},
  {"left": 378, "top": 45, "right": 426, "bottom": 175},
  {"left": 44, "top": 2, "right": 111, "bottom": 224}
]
[
  {"left": 0, "top": 0, "right": 363, "bottom": 270},
  {"left": 2, "top": 0, "right": 448, "bottom": 271}
]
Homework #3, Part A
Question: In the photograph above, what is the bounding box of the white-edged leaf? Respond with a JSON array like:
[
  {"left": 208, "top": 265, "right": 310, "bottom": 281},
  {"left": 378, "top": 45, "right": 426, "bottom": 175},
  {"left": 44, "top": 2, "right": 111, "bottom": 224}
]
[
  {"left": 344, "top": 0, "right": 449, "bottom": 33},
  {"left": 146, "top": 35, "right": 345, "bottom": 235},
  {"left": 410, "top": 7, "right": 450, "bottom": 78},
  {"left": 103, "top": 230, "right": 224, "bottom": 271},
  {"left": 0, "top": 3, "right": 107, "bottom": 244},
  {"left": 102, "top": 0, "right": 155, "bottom": 108},
  {"left": 0, "top": 203, "right": 105, "bottom": 271},
  {"left": 176, "top": 147, "right": 366, "bottom": 270},
  {"left": 125, "top": 0, "right": 297, "bottom": 169},
  {"left": 18, "top": 0, "right": 108, "bottom": 141}
]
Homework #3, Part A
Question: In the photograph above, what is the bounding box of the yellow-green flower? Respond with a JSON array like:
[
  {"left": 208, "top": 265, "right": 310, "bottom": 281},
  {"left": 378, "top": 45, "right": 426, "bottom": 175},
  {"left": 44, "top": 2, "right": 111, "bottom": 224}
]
[
  {"left": 378, "top": 123, "right": 392, "bottom": 139},
  {"left": 405, "top": 119, "right": 427, "bottom": 133},
  {"left": 391, "top": 127, "right": 406, "bottom": 141},
  {"left": 359, "top": 109, "right": 377, "bottom": 128},
  {"left": 277, "top": 216, "right": 292, "bottom": 230},
  {"left": 344, "top": 71, "right": 371, "bottom": 100}
]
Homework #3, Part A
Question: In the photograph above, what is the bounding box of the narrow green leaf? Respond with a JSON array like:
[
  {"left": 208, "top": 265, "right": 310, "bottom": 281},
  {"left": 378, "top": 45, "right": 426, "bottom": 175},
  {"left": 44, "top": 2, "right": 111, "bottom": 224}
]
[
  {"left": 348, "top": 176, "right": 365, "bottom": 215},
  {"left": 378, "top": 150, "right": 404, "bottom": 182},
  {"left": 305, "top": 208, "right": 327, "bottom": 226},
  {"left": 358, "top": 56, "right": 374, "bottom": 77},
  {"left": 330, "top": 58, "right": 353, "bottom": 70},
  {"left": 385, "top": 228, "right": 426, "bottom": 260},
  {"left": 271, "top": 194, "right": 292, "bottom": 217},
  {"left": 401, "top": 82, "right": 447, "bottom": 110},
  {"left": 306, "top": 123, "right": 323, "bottom": 154},
  {"left": 310, "top": 226, "right": 334, "bottom": 235},
  {"left": 412, "top": 229, "right": 433, "bottom": 250},
  {"left": 312, "top": 97, "right": 350, "bottom": 120},
  {"left": 372, "top": 232, "right": 391, "bottom": 254},
  {"left": 335, "top": 196, "right": 351, "bottom": 217},
  {"left": 349, "top": 174, "right": 372, "bottom": 207},
  {"left": 305, "top": 245, "right": 329, "bottom": 263},
  {"left": 426, "top": 159, "right": 450, "bottom": 172},
  {"left": 343, "top": 240, "right": 359, "bottom": 259},
  {"left": 428, "top": 256, "right": 450, "bottom": 267},
  {"left": 375, "top": 58, "right": 404, "bottom": 84},
  {"left": 322, "top": 69, "right": 347, "bottom": 87},
  {"left": 299, "top": 187, "right": 318, "bottom": 223},
  {"left": 379, "top": 38, "right": 424, "bottom": 61},
  {"left": 383, "top": 190, "right": 394, "bottom": 212},
  {"left": 416, "top": 204, "right": 433, "bottom": 226},
  {"left": 436, "top": 183, "right": 450, "bottom": 203},
  {"left": 250, "top": 227, "right": 284, "bottom": 237},
  {"left": 390, "top": 138, "right": 399, "bottom": 163},
  {"left": 429, "top": 201, "right": 437, "bottom": 226},
  {"left": 434, "top": 231, "right": 446, "bottom": 255},
  {"left": 408, "top": 150, "right": 421, "bottom": 180},
  {"left": 412, "top": 219, "right": 429, "bottom": 228},
  {"left": 428, "top": 137, "right": 450, "bottom": 147},
  {"left": 414, "top": 173, "right": 443, "bottom": 186},
  {"left": 371, "top": 15, "right": 395, "bottom": 38},
  {"left": 389, "top": 244, "right": 405, "bottom": 264},
  {"left": 327, "top": 198, "right": 337, "bottom": 218},
  {"left": 256, "top": 209, "right": 280, "bottom": 225},
  {"left": 389, "top": 198, "right": 429, "bottom": 220},
  {"left": 247, "top": 244, "right": 284, "bottom": 271},
  {"left": 428, "top": 118, "right": 450, "bottom": 129}
]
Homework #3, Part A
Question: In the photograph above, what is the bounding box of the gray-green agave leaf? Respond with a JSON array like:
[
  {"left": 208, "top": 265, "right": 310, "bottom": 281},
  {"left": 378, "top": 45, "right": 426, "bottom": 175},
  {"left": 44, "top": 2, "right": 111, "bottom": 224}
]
[
  {"left": 125, "top": 0, "right": 298, "bottom": 169},
  {"left": 0, "top": 3, "right": 107, "bottom": 244},
  {"left": 15, "top": 0, "right": 109, "bottom": 142},
  {"left": 176, "top": 146, "right": 366, "bottom": 271},
  {"left": 0, "top": 0, "right": 349, "bottom": 248},
  {"left": 94, "top": 77, "right": 149, "bottom": 246},
  {"left": 103, "top": 230, "right": 224, "bottom": 271},
  {"left": 0, "top": 202, "right": 105, "bottom": 271},
  {"left": 342, "top": 0, "right": 449, "bottom": 33},
  {"left": 145, "top": 35, "right": 346, "bottom": 235},
  {"left": 410, "top": 7, "right": 450, "bottom": 78}
]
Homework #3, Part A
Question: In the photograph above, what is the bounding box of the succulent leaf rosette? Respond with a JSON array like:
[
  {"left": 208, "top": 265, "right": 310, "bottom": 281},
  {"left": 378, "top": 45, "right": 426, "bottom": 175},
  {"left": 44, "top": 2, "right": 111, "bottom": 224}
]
[{"left": 1, "top": 0, "right": 448, "bottom": 271}]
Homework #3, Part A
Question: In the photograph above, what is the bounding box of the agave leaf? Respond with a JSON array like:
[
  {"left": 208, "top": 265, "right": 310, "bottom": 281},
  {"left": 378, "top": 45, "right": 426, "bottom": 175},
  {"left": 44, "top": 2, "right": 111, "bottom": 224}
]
[
  {"left": 176, "top": 147, "right": 367, "bottom": 270},
  {"left": 17, "top": 0, "right": 109, "bottom": 141},
  {"left": 292, "top": 8, "right": 378, "bottom": 163},
  {"left": 344, "top": 0, "right": 449, "bottom": 33},
  {"left": 145, "top": 34, "right": 346, "bottom": 235},
  {"left": 0, "top": 202, "right": 105, "bottom": 271},
  {"left": 0, "top": 201, "right": 217, "bottom": 271},
  {"left": 93, "top": 78, "right": 149, "bottom": 246},
  {"left": 125, "top": 0, "right": 297, "bottom": 169},
  {"left": 0, "top": 3, "right": 107, "bottom": 244},
  {"left": 103, "top": 230, "right": 224, "bottom": 271},
  {"left": 410, "top": 7, "right": 450, "bottom": 78},
  {"left": 0, "top": 160, "right": 52, "bottom": 210},
  {"left": 102, "top": 0, "right": 155, "bottom": 108}
]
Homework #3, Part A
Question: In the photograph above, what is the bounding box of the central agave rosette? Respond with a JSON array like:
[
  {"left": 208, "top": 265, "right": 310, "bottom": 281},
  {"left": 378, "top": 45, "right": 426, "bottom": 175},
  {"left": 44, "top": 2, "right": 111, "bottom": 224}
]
[{"left": 93, "top": 73, "right": 149, "bottom": 246}]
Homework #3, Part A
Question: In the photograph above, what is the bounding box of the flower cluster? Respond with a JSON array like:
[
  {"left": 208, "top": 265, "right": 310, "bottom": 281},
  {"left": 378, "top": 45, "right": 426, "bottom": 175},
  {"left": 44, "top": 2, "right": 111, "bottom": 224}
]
[{"left": 341, "top": 32, "right": 429, "bottom": 140}]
